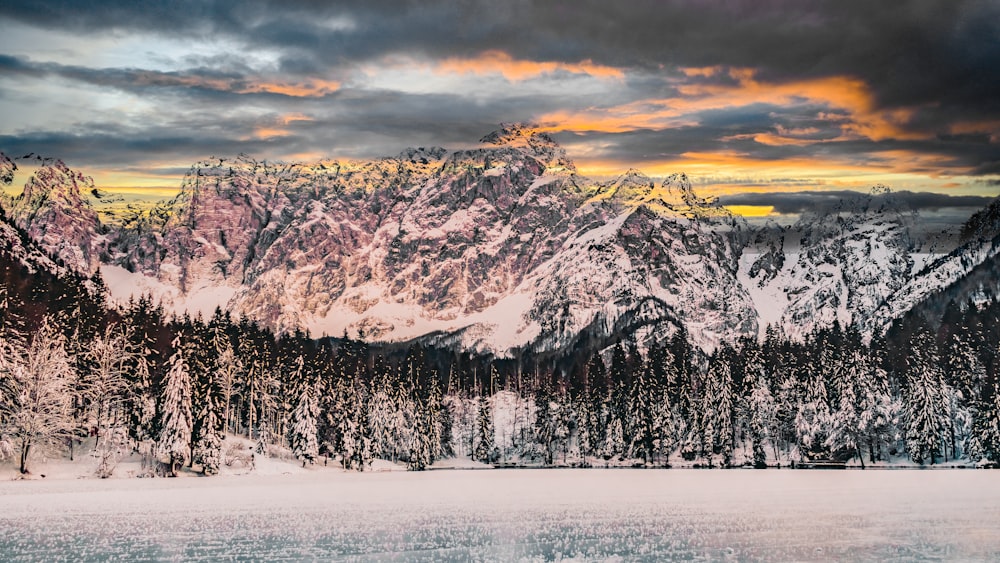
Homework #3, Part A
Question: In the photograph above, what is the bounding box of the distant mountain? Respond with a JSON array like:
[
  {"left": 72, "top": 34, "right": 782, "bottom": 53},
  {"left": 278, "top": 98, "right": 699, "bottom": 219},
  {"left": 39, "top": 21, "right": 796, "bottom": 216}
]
[
  {"left": 2, "top": 125, "right": 992, "bottom": 356},
  {"left": 865, "top": 195, "right": 1000, "bottom": 333},
  {"left": 0, "top": 164, "right": 104, "bottom": 333}
]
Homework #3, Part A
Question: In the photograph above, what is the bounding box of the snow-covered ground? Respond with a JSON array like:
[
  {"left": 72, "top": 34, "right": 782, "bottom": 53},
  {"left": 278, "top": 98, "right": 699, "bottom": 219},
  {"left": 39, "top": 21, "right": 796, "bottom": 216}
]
[{"left": 1, "top": 469, "right": 998, "bottom": 561}]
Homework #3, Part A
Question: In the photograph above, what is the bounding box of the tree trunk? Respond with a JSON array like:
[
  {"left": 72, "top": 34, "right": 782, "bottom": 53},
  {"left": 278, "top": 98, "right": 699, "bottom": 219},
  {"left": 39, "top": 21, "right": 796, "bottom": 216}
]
[{"left": 19, "top": 440, "right": 30, "bottom": 474}]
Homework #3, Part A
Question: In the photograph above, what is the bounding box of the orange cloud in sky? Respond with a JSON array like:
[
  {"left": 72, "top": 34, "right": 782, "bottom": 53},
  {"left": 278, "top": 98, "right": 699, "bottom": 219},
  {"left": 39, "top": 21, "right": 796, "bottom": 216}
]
[
  {"left": 129, "top": 70, "right": 339, "bottom": 98},
  {"left": 573, "top": 144, "right": 968, "bottom": 189},
  {"left": 538, "top": 67, "right": 925, "bottom": 142},
  {"left": 948, "top": 119, "right": 1000, "bottom": 142},
  {"left": 436, "top": 50, "right": 624, "bottom": 81},
  {"left": 240, "top": 79, "right": 341, "bottom": 97},
  {"left": 251, "top": 113, "right": 314, "bottom": 139}
]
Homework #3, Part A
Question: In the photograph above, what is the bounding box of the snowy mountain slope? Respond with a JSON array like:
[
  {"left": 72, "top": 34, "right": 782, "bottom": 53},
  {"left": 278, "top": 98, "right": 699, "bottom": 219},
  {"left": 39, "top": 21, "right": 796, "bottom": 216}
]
[
  {"left": 83, "top": 126, "right": 759, "bottom": 353},
  {"left": 864, "top": 196, "right": 1000, "bottom": 334},
  {"left": 739, "top": 188, "right": 926, "bottom": 340},
  {"left": 0, "top": 131, "right": 987, "bottom": 355}
]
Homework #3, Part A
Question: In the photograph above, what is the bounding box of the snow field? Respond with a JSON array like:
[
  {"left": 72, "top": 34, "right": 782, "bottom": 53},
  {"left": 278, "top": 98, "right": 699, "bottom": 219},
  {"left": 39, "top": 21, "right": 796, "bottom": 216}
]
[{"left": 1, "top": 469, "right": 998, "bottom": 561}]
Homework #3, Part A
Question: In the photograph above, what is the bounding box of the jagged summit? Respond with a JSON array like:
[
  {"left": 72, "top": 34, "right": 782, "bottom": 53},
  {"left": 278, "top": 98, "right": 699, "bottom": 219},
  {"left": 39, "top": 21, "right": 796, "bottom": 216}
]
[
  {"left": 1, "top": 159, "right": 104, "bottom": 274},
  {"left": 398, "top": 146, "right": 448, "bottom": 164},
  {"left": 0, "top": 152, "right": 15, "bottom": 185},
  {"left": 662, "top": 173, "right": 701, "bottom": 206},
  {"left": 479, "top": 123, "right": 575, "bottom": 171},
  {"left": 960, "top": 195, "right": 1000, "bottom": 243}
]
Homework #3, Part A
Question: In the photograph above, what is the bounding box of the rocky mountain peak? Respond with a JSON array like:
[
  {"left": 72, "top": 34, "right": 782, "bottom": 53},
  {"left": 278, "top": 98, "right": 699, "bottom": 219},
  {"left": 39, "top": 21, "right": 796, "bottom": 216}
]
[
  {"left": 398, "top": 146, "right": 448, "bottom": 164},
  {"left": 0, "top": 152, "right": 15, "bottom": 186},
  {"left": 479, "top": 122, "right": 575, "bottom": 171},
  {"left": 605, "top": 168, "right": 656, "bottom": 201},
  {"left": 662, "top": 173, "right": 701, "bottom": 206},
  {"left": 1, "top": 160, "right": 103, "bottom": 274},
  {"left": 960, "top": 195, "right": 1000, "bottom": 243}
]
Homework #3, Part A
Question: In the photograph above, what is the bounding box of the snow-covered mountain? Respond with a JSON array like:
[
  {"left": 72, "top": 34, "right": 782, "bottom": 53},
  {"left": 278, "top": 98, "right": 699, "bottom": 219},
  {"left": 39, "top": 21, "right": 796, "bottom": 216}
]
[
  {"left": 739, "top": 187, "right": 923, "bottom": 340},
  {"left": 1, "top": 125, "right": 994, "bottom": 355},
  {"left": 864, "top": 195, "right": 1000, "bottom": 333},
  {"left": 1, "top": 159, "right": 106, "bottom": 275}
]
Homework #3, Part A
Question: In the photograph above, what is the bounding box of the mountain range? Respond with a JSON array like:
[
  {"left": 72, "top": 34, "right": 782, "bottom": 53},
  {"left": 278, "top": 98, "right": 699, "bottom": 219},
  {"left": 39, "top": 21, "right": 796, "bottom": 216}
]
[{"left": 2, "top": 125, "right": 998, "bottom": 357}]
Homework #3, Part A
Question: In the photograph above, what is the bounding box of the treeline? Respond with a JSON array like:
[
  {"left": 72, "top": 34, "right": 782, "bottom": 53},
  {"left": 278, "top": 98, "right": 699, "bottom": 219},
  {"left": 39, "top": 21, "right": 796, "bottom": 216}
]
[{"left": 2, "top": 265, "right": 1000, "bottom": 475}]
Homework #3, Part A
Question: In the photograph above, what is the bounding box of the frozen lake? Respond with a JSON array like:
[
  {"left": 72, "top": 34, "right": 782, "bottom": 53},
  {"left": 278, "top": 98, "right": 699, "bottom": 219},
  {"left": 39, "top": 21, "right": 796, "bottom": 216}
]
[{"left": 1, "top": 469, "right": 998, "bottom": 561}]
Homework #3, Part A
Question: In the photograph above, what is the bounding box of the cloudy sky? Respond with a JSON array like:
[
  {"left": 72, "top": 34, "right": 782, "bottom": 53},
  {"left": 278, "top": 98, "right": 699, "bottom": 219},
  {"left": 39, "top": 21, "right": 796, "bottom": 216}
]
[{"left": 1, "top": 0, "right": 998, "bottom": 217}]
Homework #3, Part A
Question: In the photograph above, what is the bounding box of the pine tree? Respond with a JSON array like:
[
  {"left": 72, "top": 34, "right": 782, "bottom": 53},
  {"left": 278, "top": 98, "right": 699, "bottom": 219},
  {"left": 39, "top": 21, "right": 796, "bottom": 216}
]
[
  {"left": 289, "top": 386, "right": 319, "bottom": 466},
  {"left": 157, "top": 337, "right": 193, "bottom": 476},
  {"left": 214, "top": 334, "right": 241, "bottom": 435},
  {"left": 586, "top": 352, "right": 609, "bottom": 457},
  {"left": 627, "top": 356, "right": 658, "bottom": 464},
  {"left": 574, "top": 395, "right": 595, "bottom": 461},
  {"left": 407, "top": 407, "right": 433, "bottom": 471},
  {"left": 603, "top": 415, "right": 625, "bottom": 462},
  {"left": 473, "top": 395, "right": 495, "bottom": 463},
  {"left": 85, "top": 324, "right": 136, "bottom": 450},
  {"left": 194, "top": 394, "right": 223, "bottom": 475},
  {"left": 826, "top": 349, "right": 895, "bottom": 466},
  {"left": 795, "top": 371, "right": 831, "bottom": 461},
  {"left": 701, "top": 349, "right": 735, "bottom": 466},
  {"left": 904, "top": 330, "right": 948, "bottom": 465},
  {"left": 746, "top": 369, "right": 776, "bottom": 468},
  {"left": 969, "top": 380, "right": 1000, "bottom": 463}
]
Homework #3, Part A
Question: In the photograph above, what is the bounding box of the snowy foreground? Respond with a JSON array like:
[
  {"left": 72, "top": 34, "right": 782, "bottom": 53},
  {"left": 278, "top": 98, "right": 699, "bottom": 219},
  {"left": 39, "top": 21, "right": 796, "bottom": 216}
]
[{"left": 1, "top": 469, "right": 999, "bottom": 561}]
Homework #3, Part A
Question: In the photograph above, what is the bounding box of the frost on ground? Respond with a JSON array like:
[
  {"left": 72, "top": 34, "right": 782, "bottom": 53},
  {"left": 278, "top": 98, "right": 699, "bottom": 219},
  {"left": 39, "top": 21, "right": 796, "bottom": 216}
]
[{"left": 1, "top": 470, "right": 998, "bottom": 561}]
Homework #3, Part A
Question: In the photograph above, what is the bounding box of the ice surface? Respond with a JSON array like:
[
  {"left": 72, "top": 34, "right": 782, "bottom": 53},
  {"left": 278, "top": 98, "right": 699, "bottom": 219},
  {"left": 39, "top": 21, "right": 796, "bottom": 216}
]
[{"left": 1, "top": 470, "right": 998, "bottom": 561}]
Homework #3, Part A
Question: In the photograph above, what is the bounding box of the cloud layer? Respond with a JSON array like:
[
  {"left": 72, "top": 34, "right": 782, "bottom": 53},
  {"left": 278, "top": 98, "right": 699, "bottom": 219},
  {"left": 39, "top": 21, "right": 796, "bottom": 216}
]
[{"left": 1, "top": 1, "right": 997, "bottom": 210}]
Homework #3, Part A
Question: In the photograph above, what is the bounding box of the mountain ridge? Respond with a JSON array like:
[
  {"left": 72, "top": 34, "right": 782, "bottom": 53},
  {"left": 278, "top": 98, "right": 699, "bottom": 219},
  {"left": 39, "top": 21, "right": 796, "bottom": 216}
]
[{"left": 0, "top": 125, "right": 993, "bottom": 357}]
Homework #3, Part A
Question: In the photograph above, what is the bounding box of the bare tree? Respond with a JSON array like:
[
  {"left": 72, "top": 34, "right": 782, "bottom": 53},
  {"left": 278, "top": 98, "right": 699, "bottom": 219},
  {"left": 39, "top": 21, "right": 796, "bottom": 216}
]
[
  {"left": 0, "top": 320, "right": 76, "bottom": 474},
  {"left": 85, "top": 324, "right": 138, "bottom": 449}
]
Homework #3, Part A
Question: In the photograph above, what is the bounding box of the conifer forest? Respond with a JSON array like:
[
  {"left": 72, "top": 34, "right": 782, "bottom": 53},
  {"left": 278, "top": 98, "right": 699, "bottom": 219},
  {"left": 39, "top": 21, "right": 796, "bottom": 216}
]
[{"left": 3, "top": 242, "right": 999, "bottom": 477}]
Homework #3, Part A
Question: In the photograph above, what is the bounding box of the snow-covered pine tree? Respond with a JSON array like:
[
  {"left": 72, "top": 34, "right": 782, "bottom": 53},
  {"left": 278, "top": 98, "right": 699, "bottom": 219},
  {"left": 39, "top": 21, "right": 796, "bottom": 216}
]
[
  {"left": 345, "top": 376, "right": 372, "bottom": 471},
  {"left": 85, "top": 324, "right": 136, "bottom": 450},
  {"left": 969, "top": 379, "right": 1000, "bottom": 463},
  {"left": 703, "top": 349, "right": 735, "bottom": 466},
  {"left": 603, "top": 414, "right": 625, "bottom": 463},
  {"left": 194, "top": 393, "right": 223, "bottom": 475},
  {"left": 904, "top": 329, "right": 948, "bottom": 465},
  {"left": 407, "top": 407, "right": 433, "bottom": 471},
  {"left": 795, "top": 371, "right": 832, "bottom": 461},
  {"left": 746, "top": 368, "right": 776, "bottom": 468},
  {"left": 574, "top": 395, "right": 594, "bottom": 461},
  {"left": 473, "top": 395, "right": 495, "bottom": 463},
  {"left": 586, "top": 352, "right": 609, "bottom": 456},
  {"left": 157, "top": 337, "right": 193, "bottom": 476},
  {"left": 668, "top": 327, "right": 696, "bottom": 421},
  {"left": 214, "top": 333, "right": 241, "bottom": 435},
  {"left": 422, "top": 373, "right": 444, "bottom": 462},
  {"left": 627, "top": 357, "right": 658, "bottom": 464},
  {"left": 367, "top": 360, "right": 396, "bottom": 461},
  {"left": 289, "top": 385, "right": 319, "bottom": 466}
]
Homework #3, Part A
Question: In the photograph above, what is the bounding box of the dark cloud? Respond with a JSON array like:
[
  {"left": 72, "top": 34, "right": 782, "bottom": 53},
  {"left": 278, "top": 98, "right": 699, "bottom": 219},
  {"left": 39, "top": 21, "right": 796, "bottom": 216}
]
[
  {"left": 719, "top": 190, "right": 994, "bottom": 215},
  {"left": 4, "top": 1, "right": 997, "bottom": 117},
  {"left": 1, "top": 0, "right": 998, "bottom": 198}
]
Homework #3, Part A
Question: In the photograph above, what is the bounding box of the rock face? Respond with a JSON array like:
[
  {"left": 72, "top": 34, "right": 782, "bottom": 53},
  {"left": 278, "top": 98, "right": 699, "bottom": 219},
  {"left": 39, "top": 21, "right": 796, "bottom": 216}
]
[
  {"left": 2, "top": 161, "right": 105, "bottom": 274},
  {"left": 1, "top": 126, "right": 994, "bottom": 355}
]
